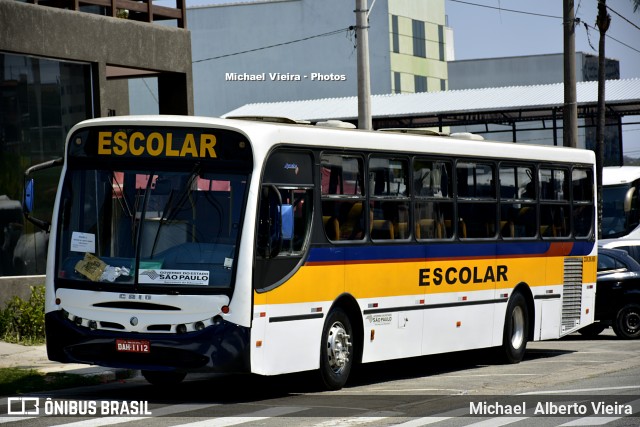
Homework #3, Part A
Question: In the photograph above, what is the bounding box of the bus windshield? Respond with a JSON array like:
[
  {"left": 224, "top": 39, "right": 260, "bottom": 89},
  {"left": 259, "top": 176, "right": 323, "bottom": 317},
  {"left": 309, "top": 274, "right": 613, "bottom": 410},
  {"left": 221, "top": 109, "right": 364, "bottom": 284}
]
[
  {"left": 55, "top": 166, "right": 247, "bottom": 292},
  {"left": 602, "top": 183, "right": 638, "bottom": 238}
]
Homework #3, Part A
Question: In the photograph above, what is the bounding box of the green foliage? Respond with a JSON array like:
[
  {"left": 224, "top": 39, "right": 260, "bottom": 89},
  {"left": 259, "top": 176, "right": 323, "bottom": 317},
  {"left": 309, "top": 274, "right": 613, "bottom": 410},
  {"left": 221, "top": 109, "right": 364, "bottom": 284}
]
[
  {"left": 0, "top": 286, "right": 45, "bottom": 344},
  {"left": 0, "top": 368, "right": 100, "bottom": 396}
]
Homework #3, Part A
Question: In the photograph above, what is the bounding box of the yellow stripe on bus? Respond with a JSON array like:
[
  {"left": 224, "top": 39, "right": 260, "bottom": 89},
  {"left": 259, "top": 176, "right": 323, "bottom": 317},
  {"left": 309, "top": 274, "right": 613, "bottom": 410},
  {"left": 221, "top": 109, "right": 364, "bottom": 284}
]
[{"left": 253, "top": 256, "right": 596, "bottom": 305}]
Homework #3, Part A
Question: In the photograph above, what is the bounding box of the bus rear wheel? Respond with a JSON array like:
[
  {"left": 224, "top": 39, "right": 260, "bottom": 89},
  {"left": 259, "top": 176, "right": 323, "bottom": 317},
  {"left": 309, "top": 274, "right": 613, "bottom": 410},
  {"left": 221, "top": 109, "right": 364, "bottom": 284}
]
[
  {"left": 501, "top": 292, "right": 529, "bottom": 364},
  {"left": 141, "top": 370, "right": 186, "bottom": 386},
  {"left": 319, "top": 308, "right": 353, "bottom": 390}
]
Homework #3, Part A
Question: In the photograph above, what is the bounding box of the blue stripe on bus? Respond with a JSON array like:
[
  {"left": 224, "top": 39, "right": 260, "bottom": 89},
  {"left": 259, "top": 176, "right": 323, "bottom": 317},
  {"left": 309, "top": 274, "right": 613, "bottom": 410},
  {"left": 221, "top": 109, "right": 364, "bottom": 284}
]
[{"left": 306, "top": 241, "right": 595, "bottom": 264}]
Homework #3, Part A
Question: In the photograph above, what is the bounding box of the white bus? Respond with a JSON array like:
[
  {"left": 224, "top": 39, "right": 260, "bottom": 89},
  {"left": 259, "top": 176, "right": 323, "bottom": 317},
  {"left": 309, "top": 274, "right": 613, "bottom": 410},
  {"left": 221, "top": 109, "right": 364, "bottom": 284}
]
[
  {"left": 602, "top": 166, "right": 640, "bottom": 238},
  {"left": 24, "top": 116, "right": 597, "bottom": 389}
]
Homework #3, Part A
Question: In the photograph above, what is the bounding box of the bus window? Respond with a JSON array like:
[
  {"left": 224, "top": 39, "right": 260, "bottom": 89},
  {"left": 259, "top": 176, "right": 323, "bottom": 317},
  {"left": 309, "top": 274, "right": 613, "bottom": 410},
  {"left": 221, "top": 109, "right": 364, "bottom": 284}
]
[
  {"left": 457, "top": 161, "right": 496, "bottom": 239},
  {"left": 278, "top": 188, "right": 312, "bottom": 254},
  {"left": 321, "top": 154, "right": 365, "bottom": 241},
  {"left": 539, "top": 168, "right": 570, "bottom": 238},
  {"left": 572, "top": 167, "right": 594, "bottom": 238},
  {"left": 258, "top": 149, "right": 314, "bottom": 256},
  {"left": 499, "top": 164, "right": 537, "bottom": 238},
  {"left": 369, "top": 156, "right": 409, "bottom": 240},
  {"left": 413, "top": 158, "right": 453, "bottom": 239}
]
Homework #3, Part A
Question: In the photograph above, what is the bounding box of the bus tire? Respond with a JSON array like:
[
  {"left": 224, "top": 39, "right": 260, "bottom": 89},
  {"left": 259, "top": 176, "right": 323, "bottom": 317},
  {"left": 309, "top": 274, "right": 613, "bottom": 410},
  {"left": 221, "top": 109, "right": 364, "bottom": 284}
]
[
  {"left": 501, "top": 292, "right": 529, "bottom": 364},
  {"left": 319, "top": 308, "right": 353, "bottom": 390},
  {"left": 612, "top": 303, "right": 640, "bottom": 339},
  {"left": 141, "top": 370, "right": 186, "bottom": 386}
]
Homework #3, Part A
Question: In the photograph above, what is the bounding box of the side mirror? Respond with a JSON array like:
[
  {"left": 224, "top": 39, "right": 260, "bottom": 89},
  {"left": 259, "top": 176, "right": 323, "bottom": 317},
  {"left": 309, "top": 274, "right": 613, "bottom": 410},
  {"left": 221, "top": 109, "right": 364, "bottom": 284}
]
[
  {"left": 624, "top": 187, "right": 636, "bottom": 214},
  {"left": 24, "top": 179, "right": 34, "bottom": 214},
  {"left": 22, "top": 157, "right": 63, "bottom": 231}
]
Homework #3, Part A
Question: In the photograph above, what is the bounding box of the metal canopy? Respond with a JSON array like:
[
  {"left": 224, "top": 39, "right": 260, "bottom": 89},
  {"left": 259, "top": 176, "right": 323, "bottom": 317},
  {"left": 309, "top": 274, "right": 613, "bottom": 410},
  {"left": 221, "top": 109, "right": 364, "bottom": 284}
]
[{"left": 223, "top": 78, "right": 640, "bottom": 136}]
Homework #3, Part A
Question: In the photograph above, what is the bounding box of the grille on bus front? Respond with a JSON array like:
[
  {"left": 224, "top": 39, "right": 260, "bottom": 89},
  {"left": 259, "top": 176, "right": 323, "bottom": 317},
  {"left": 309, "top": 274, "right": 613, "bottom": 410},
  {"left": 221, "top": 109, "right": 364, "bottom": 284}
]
[{"left": 561, "top": 257, "right": 583, "bottom": 332}]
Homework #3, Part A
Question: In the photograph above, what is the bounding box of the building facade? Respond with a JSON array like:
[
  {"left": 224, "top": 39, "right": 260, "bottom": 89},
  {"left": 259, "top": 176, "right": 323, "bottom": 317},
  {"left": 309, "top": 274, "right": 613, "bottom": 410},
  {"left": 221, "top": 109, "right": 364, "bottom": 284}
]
[
  {"left": 0, "top": 0, "right": 193, "bottom": 281},
  {"left": 448, "top": 52, "right": 620, "bottom": 90},
  {"left": 131, "top": 0, "right": 450, "bottom": 118}
]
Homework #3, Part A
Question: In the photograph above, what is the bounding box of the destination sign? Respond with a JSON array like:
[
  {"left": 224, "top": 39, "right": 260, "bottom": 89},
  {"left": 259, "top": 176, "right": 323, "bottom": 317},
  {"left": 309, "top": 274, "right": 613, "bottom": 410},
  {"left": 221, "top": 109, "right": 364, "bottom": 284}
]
[
  {"left": 97, "top": 131, "right": 217, "bottom": 158},
  {"left": 68, "top": 126, "right": 253, "bottom": 164}
]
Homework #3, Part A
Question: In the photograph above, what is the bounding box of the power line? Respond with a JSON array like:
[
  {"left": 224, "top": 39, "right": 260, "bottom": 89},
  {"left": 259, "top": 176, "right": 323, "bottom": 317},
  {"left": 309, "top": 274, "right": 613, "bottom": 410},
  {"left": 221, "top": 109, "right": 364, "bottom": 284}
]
[
  {"left": 193, "top": 27, "right": 353, "bottom": 64},
  {"left": 447, "top": 0, "right": 561, "bottom": 20},
  {"left": 606, "top": 5, "right": 640, "bottom": 32},
  {"left": 580, "top": 20, "right": 640, "bottom": 54},
  {"left": 448, "top": 0, "right": 640, "bottom": 55}
]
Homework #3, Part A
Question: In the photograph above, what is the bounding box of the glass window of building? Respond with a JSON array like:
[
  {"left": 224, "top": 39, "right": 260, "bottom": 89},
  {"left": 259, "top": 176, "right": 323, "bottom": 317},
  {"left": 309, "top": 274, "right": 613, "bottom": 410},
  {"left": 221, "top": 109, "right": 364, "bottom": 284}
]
[
  {"left": 0, "top": 52, "right": 93, "bottom": 276},
  {"left": 412, "top": 20, "right": 426, "bottom": 58}
]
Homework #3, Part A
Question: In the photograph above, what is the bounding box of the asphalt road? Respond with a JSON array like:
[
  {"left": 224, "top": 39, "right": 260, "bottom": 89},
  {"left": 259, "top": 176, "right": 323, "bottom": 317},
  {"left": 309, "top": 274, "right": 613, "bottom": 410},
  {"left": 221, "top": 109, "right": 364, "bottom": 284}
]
[{"left": 1, "top": 328, "right": 639, "bottom": 426}]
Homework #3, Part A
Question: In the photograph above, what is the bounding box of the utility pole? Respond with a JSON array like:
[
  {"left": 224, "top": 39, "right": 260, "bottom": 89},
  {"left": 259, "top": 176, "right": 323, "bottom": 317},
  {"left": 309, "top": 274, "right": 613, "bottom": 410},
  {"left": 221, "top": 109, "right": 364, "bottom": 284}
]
[
  {"left": 563, "top": 0, "right": 578, "bottom": 148},
  {"left": 596, "top": 0, "right": 611, "bottom": 238},
  {"left": 355, "top": 0, "right": 372, "bottom": 130}
]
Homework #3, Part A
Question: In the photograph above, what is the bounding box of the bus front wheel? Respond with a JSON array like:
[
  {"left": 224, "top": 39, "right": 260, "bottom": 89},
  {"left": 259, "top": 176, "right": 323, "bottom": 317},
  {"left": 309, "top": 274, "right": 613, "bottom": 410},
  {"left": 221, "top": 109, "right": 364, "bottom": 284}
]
[
  {"left": 319, "top": 308, "right": 353, "bottom": 390},
  {"left": 501, "top": 292, "right": 529, "bottom": 364},
  {"left": 141, "top": 370, "right": 186, "bottom": 386}
]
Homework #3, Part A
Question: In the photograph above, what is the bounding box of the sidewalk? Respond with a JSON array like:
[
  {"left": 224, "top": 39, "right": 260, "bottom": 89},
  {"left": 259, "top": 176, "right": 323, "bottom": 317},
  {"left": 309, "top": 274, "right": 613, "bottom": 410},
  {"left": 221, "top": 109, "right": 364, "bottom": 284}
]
[{"left": 0, "top": 341, "right": 138, "bottom": 382}]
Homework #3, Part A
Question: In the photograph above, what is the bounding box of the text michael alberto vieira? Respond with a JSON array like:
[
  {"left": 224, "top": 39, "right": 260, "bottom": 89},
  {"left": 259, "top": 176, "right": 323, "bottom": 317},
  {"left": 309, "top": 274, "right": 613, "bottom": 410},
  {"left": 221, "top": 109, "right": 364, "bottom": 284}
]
[
  {"left": 470, "top": 400, "right": 633, "bottom": 416},
  {"left": 225, "top": 72, "right": 346, "bottom": 81}
]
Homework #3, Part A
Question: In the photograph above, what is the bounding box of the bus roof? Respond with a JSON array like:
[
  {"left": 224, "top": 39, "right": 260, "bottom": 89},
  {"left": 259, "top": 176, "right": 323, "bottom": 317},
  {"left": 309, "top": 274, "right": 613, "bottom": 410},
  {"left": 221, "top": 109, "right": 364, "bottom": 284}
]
[
  {"left": 603, "top": 166, "right": 640, "bottom": 186},
  {"left": 68, "top": 115, "right": 595, "bottom": 166}
]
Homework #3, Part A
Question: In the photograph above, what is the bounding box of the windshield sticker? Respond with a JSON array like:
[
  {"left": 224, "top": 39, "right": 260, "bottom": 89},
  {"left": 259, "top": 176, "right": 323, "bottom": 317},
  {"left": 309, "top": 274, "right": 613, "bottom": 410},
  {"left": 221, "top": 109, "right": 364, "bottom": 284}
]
[
  {"left": 74, "top": 253, "right": 131, "bottom": 282},
  {"left": 138, "top": 269, "right": 210, "bottom": 286},
  {"left": 71, "top": 232, "right": 96, "bottom": 253},
  {"left": 75, "top": 253, "right": 106, "bottom": 282}
]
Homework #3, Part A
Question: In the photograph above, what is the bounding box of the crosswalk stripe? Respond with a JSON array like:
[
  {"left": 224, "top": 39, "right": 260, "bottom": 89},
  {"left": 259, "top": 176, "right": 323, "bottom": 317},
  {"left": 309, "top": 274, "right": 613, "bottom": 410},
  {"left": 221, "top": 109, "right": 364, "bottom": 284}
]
[
  {"left": 464, "top": 416, "right": 529, "bottom": 426},
  {"left": 171, "top": 406, "right": 308, "bottom": 427},
  {"left": 0, "top": 416, "right": 38, "bottom": 424},
  {"left": 558, "top": 398, "right": 640, "bottom": 426},
  {"left": 53, "top": 403, "right": 220, "bottom": 426},
  {"left": 391, "top": 416, "right": 454, "bottom": 426},
  {"left": 312, "top": 411, "right": 400, "bottom": 427}
]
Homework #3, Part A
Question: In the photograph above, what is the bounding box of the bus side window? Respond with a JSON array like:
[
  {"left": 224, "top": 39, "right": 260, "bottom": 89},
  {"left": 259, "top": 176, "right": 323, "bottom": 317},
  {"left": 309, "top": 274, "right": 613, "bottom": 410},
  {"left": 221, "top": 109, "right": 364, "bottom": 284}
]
[
  {"left": 499, "top": 164, "right": 537, "bottom": 238},
  {"left": 457, "top": 161, "right": 496, "bottom": 239},
  {"left": 369, "top": 156, "right": 409, "bottom": 241},
  {"left": 413, "top": 158, "right": 453, "bottom": 240},
  {"left": 540, "top": 168, "right": 570, "bottom": 238},
  {"left": 572, "top": 167, "right": 594, "bottom": 238},
  {"left": 279, "top": 188, "right": 312, "bottom": 254},
  {"left": 321, "top": 153, "right": 365, "bottom": 242}
]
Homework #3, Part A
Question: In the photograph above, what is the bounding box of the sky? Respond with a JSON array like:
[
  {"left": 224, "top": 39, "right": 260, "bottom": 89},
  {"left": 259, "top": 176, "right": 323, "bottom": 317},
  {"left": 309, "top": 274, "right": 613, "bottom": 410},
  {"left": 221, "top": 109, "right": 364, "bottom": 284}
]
[
  {"left": 445, "top": 0, "right": 640, "bottom": 158},
  {"left": 160, "top": 0, "right": 640, "bottom": 156}
]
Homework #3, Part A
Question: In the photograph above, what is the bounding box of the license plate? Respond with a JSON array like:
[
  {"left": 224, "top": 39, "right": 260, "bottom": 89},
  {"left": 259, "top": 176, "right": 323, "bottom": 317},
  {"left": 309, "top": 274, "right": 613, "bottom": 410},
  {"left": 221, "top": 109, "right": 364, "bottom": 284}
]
[{"left": 116, "top": 339, "right": 150, "bottom": 353}]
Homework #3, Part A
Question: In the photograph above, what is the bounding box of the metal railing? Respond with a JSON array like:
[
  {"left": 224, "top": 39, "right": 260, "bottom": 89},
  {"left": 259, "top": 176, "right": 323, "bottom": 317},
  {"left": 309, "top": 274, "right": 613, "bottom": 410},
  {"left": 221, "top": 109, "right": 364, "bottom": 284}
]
[{"left": 27, "top": 0, "right": 187, "bottom": 28}]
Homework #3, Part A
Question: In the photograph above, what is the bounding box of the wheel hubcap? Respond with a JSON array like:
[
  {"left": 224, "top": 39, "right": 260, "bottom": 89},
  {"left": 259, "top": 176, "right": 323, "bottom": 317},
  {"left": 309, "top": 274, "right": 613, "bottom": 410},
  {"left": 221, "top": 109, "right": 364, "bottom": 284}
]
[
  {"left": 624, "top": 310, "right": 640, "bottom": 333},
  {"left": 511, "top": 305, "right": 525, "bottom": 349},
  {"left": 326, "top": 321, "right": 351, "bottom": 373}
]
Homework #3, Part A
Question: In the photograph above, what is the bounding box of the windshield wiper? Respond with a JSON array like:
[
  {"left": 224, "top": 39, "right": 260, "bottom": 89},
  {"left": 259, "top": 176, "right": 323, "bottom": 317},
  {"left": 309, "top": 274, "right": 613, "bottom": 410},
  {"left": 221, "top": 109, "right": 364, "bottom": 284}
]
[{"left": 149, "top": 164, "right": 201, "bottom": 256}]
